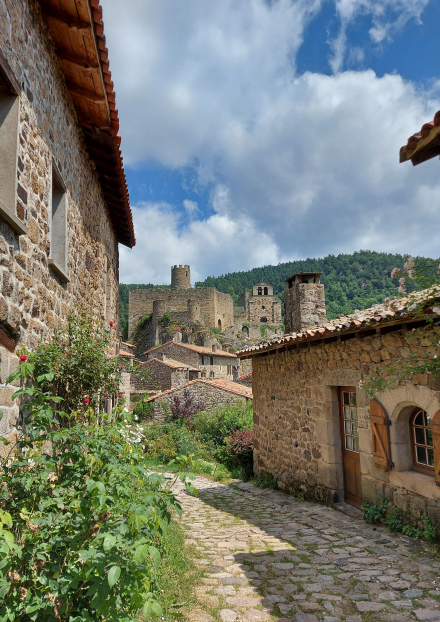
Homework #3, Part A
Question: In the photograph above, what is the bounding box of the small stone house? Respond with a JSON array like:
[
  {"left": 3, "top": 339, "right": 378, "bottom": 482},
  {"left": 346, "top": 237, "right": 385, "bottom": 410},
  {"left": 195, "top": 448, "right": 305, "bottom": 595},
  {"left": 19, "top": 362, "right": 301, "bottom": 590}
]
[
  {"left": 144, "top": 341, "right": 239, "bottom": 380},
  {"left": 146, "top": 378, "right": 252, "bottom": 422},
  {"left": 0, "top": 0, "right": 134, "bottom": 449},
  {"left": 238, "top": 372, "right": 252, "bottom": 388},
  {"left": 238, "top": 272, "right": 440, "bottom": 527},
  {"left": 137, "top": 357, "right": 200, "bottom": 393}
]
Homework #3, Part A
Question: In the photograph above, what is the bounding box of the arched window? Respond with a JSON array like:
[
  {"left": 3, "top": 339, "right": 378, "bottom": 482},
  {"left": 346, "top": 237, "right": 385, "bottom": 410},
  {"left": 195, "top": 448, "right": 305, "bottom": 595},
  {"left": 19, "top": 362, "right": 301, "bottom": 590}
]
[
  {"left": 264, "top": 287, "right": 268, "bottom": 295},
  {"left": 410, "top": 408, "right": 434, "bottom": 475},
  {"left": 257, "top": 287, "right": 262, "bottom": 295},
  {"left": 218, "top": 319, "right": 222, "bottom": 330}
]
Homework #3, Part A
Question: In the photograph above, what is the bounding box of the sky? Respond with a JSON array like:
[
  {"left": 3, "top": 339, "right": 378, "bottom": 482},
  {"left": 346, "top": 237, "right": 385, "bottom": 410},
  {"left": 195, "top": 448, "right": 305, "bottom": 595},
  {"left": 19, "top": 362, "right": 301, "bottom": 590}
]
[{"left": 101, "top": 0, "right": 440, "bottom": 285}]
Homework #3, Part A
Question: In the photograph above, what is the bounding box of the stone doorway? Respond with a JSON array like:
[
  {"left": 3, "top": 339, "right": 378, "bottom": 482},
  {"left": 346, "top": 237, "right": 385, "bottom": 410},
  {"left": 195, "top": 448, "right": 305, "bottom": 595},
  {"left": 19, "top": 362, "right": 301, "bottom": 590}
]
[{"left": 339, "top": 386, "right": 363, "bottom": 508}]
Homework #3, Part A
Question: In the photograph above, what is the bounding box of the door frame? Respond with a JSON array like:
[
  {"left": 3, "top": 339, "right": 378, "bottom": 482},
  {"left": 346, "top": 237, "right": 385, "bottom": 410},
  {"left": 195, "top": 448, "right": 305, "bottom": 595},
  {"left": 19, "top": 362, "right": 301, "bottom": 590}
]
[{"left": 339, "top": 386, "right": 363, "bottom": 508}]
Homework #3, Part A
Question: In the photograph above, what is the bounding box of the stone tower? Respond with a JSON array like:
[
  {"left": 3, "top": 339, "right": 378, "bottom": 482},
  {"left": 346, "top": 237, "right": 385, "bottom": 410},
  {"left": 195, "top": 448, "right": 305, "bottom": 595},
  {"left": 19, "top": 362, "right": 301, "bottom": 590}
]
[
  {"left": 188, "top": 299, "right": 201, "bottom": 322},
  {"left": 284, "top": 272, "right": 326, "bottom": 334},
  {"left": 152, "top": 299, "right": 167, "bottom": 323},
  {"left": 171, "top": 265, "right": 191, "bottom": 289}
]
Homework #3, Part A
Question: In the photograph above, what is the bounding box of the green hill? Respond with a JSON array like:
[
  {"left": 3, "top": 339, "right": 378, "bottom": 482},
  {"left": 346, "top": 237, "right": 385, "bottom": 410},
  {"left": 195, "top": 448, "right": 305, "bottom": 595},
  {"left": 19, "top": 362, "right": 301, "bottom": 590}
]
[{"left": 119, "top": 251, "right": 431, "bottom": 335}]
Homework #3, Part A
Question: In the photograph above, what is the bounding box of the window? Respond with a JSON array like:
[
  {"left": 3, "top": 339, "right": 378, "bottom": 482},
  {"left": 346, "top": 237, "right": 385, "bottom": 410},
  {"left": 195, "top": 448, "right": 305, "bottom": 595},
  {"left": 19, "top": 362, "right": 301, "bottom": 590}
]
[
  {"left": 227, "top": 365, "right": 231, "bottom": 375},
  {"left": 201, "top": 355, "right": 205, "bottom": 365},
  {"left": 0, "top": 54, "right": 25, "bottom": 234},
  {"left": 341, "top": 390, "right": 359, "bottom": 452},
  {"left": 210, "top": 371, "right": 214, "bottom": 378},
  {"left": 260, "top": 317, "right": 267, "bottom": 323},
  {"left": 257, "top": 287, "right": 262, "bottom": 295},
  {"left": 218, "top": 319, "right": 222, "bottom": 330},
  {"left": 264, "top": 287, "right": 268, "bottom": 295},
  {"left": 48, "top": 161, "right": 69, "bottom": 281},
  {"left": 410, "top": 408, "right": 434, "bottom": 475},
  {"left": 210, "top": 356, "right": 214, "bottom": 365}
]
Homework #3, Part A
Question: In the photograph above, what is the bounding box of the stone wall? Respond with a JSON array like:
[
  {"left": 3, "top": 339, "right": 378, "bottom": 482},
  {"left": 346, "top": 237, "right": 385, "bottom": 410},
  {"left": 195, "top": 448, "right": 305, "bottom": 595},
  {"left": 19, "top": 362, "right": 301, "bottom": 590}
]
[
  {"left": 250, "top": 326, "right": 440, "bottom": 526},
  {"left": 248, "top": 295, "right": 282, "bottom": 324},
  {"left": 128, "top": 287, "right": 234, "bottom": 338},
  {"left": 284, "top": 282, "right": 326, "bottom": 333},
  {"left": 152, "top": 381, "right": 252, "bottom": 422},
  {"left": 0, "top": 0, "right": 120, "bottom": 451},
  {"left": 146, "top": 342, "right": 239, "bottom": 380},
  {"left": 135, "top": 359, "right": 191, "bottom": 393}
]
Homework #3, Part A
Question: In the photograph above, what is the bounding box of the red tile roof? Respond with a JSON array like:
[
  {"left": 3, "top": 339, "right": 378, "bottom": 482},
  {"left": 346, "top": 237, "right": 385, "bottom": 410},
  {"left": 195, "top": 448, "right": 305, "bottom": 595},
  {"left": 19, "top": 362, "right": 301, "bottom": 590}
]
[
  {"left": 237, "top": 289, "right": 439, "bottom": 359},
  {"left": 37, "top": 0, "right": 135, "bottom": 247},
  {"left": 145, "top": 378, "right": 252, "bottom": 403},
  {"left": 119, "top": 349, "right": 135, "bottom": 357},
  {"left": 239, "top": 372, "right": 252, "bottom": 380},
  {"left": 144, "top": 340, "right": 237, "bottom": 359},
  {"left": 400, "top": 110, "right": 440, "bottom": 166},
  {"left": 140, "top": 357, "right": 198, "bottom": 372}
]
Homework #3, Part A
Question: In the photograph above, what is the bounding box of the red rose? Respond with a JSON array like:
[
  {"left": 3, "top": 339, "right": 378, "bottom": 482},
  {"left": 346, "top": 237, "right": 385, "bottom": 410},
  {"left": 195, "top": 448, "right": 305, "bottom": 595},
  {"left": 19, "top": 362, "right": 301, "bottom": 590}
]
[
  {"left": 109, "top": 321, "right": 114, "bottom": 327},
  {"left": 119, "top": 393, "right": 123, "bottom": 398},
  {"left": 96, "top": 339, "right": 99, "bottom": 343},
  {"left": 104, "top": 393, "right": 108, "bottom": 398},
  {"left": 84, "top": 397, "right": 90, "bottom": 404},
  {"left": 19, "top": 355, "right": 27, "bottom": 362},
  {"left": 121, "top": 365, "right": 124, "bottom": 370}
]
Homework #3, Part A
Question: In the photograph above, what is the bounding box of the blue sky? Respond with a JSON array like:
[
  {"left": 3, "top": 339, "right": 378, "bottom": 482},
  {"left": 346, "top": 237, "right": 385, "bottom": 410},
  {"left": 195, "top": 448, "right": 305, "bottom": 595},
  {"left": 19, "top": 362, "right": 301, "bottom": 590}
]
[{"left": 102, "top": 0, "right": 440, "bottom": 285}]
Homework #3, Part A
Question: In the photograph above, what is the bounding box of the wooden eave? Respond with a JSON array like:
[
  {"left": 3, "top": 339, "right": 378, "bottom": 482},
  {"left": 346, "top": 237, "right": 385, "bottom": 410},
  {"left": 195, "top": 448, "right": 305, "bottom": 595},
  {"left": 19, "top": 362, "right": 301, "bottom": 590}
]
[
  {"left": 400, "top": 120, "right": 440, "bottom": 166},
  {"left": 37, "top": 0, "right": 135, "bottom": 247}
]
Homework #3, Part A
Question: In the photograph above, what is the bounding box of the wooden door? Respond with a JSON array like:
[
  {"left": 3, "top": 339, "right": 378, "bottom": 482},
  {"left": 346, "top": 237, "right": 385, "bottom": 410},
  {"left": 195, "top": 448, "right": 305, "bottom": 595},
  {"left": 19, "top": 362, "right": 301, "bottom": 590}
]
[{"left": 339, "top": 387, "right": 362, "bottom": 508}]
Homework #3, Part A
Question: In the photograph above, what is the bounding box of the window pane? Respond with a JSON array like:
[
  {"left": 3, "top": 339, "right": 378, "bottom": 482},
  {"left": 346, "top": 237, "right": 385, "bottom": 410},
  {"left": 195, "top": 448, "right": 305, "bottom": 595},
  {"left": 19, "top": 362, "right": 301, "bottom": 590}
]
[
  {"left": 353, "top": 438, "right": 359, "bottom": 452},
  {"left": 415, "top": 426, "right": 425, "bottom": 445},
  {"left": 351, "top": 407, "right": 357, "bottom": 421},
  {"left": 426, "top": 428, "right": 433, "bottom": 448},
  {"left": 349, "top": 392, "right": 356, "bottom": 406},
  {"left": 345, "top": 421, "right": 351, "bottom": 435},
  {"left": 352, "top": 422, "right": 358, "bottom": 438},
  {"left": 416, "top": 446, "right": 427, "bottom": 464},
  {"left": 344, "top": 406, "right": 350, "bottom": 419},
  {"left": 343, "top": 392, "right": 350, "bottom": 405},
  {"left": 345, "top": 436, "right": 353, "bottom": 450},
  {"left": 422, "top": 411, "right": 429, "bottom": 427},
  {"left": 414, "top": 411, "right": 424, "bottom": 426},
  {"left": 428, "top": 448, "right": 434, "bottom": 467}
]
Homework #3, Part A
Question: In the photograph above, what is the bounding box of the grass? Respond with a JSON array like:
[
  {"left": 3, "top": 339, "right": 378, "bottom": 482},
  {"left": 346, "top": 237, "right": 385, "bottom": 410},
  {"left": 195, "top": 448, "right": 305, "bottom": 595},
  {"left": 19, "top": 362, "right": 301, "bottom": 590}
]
[
  {"left": 139, "top": 521, "right": 202, "bottom": 621},
  {"left": 143, "top": 456, "right": 239, "bottom": 484}
]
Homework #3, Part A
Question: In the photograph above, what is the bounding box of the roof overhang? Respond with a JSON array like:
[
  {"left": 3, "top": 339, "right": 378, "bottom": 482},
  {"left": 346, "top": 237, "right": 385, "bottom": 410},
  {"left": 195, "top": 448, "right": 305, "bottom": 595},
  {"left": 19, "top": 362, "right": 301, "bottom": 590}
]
[
  {"left": 400, "top": 111, "right": 440, "bottom": 166},
  {"left": 38, "top": 0, "right": 135, "bottom": 247}
]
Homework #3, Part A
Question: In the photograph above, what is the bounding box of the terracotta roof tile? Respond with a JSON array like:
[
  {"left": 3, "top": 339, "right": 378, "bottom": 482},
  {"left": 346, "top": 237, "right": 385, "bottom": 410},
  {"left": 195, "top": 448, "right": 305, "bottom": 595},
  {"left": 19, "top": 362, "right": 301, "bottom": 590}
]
[
  {"left": 237, "top": 288, "right": 439, "bottom": 358},
  {"left": 140, "top": 357, "right": 198, "bottom": 372},
  {"left": 119, "top": 349, "right": 135, "bottom": 357},
  {"left": 144, "top": 340, "right": 237, "bottom": 359},
  {"left": 239, "top": 372, "right": 252, "bottom": 380},
  {"left": 145, "top": 378, "right": 252, "bottom": 403},
  {"left": 400, "top": 110, "right": 440, "bottom": 166}
]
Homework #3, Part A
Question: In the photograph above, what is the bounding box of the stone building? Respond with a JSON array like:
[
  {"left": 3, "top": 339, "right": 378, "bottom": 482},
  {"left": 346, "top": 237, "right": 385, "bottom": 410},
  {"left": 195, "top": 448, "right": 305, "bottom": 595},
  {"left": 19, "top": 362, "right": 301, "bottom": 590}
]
[
  {"left": 128, "top": 265, "right": 234, "bottom": 339},
  {"left": 236, "top": 281, "right": 281, "bottom": 325},
  {"left": 146, "top": 377, "right": 252, "bottom": 422},
  {"left": 238, "top": 275, "right": 440, "bottom": 526},
  {"left": 0, "top": 0, "right": 134, "bottom": 449},
  {"left": 144, "top": 340, "right": 239, "bottom": 381},
  {"left": 137, "top": 357, "right": 200, "bottom": 393}
]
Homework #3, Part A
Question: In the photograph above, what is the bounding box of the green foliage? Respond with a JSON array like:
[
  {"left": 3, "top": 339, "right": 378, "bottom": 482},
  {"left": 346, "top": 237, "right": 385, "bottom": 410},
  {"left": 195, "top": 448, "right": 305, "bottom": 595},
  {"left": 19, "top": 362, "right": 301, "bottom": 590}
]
[
  {"left": 385, "top": 509, "right": 404, "bottom": 532},
  {"left": 0, "top": 313, "right": 196, "bottom": 621},
  {"left": 146, "top": 433, "right": 179, "bottom": 462},
  {"left": 385, "top": 509, "right": 437, "bottom": 543},
  {"left": 210, "top": 327, "right": 221, "bottom": 335},
  {"left": 133, "top": 399, "right": 155, "bottom": 421},
  {"left": 195, "top": 250, "right": 414, "bottom": 318},
  {"left": 159, "top": 312, "right": 174, "bottom": 328},
  {"left": 242, "top": 322, "right": 250, "bottom": 329},
  {"left": 260, "top": 325, "right": 267, "bottom": 338},
  {"left": 253, "top": 470, "right": 278, "bottom": 489},
  {"left": 361, "top": 497, "right": 388, "bottom": 524},
  {"left": 192, "top": 401, "right": 253, "bottom": 448}
]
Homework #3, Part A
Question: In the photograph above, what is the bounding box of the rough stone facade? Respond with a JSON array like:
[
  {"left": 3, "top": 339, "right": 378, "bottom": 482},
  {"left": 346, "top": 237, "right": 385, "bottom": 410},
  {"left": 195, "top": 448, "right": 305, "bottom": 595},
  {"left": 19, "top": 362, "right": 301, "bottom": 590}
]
[
  {"left": 136, "top": 358, "right": 199, "bottom": 393},
  {"left": 236, "top": 282, "right": 282, "bottom": 325},
  {"left": 284, "top": 272, "right": 326, "bottom": 333},
  {"left": 0, "top": 0, "right": 125, "bottom": 451},
  {"left": 246, "top": 325, "right": 440, "bottom": 527},
  {"left": 148, "top": 379, "right": 252, "bottom": 422},
  {"left": 145, "top": 341, "right": 239, "bottom": 381},
  {"left": 128, "top": 265, "right": 234, "bottom": 338}
]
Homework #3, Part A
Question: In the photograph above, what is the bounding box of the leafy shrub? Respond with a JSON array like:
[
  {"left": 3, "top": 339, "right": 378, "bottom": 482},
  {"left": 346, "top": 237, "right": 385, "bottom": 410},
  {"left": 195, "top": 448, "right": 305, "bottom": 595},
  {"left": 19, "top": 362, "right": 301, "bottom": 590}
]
[
  {"left": 146, "top": 433, "right": 179, "bottom": 462},
  {"left": 361, "top": 497, "right": 388, "bottom": 524},
  {"left": 254, "top": 470, "right": 278, "bottom": 489},
  {"left": 133, "top": 399, "right": 155, "bottom": 421},
  {"left": 169, "top": 390, "right": 205, "bottom": 426},
  {"left": 385, "top": 509, "right": 403, "bottom": 532},
  {"left": 225, "top": 428, "right": 254, "bottom": 478},
  {"left": 0, "top": 313, "right": 196, "bottom": 621},
  {"left": 193, "top": 400, "right": 253, "bottom": 448}
]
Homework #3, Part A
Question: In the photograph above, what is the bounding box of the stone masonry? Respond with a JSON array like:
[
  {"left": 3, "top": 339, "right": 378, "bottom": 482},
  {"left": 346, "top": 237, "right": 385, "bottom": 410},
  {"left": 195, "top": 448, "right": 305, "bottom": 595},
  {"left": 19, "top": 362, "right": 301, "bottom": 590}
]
[{"left": 0, "top": 0, "right": 129, "bottom": 451}]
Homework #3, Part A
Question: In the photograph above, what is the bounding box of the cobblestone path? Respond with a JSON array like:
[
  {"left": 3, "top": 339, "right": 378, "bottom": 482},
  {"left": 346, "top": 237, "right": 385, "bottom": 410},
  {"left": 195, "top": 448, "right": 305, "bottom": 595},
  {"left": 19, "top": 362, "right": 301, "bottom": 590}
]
[{"left": 173, "top": 475, "right": 440, "bottom": 622}]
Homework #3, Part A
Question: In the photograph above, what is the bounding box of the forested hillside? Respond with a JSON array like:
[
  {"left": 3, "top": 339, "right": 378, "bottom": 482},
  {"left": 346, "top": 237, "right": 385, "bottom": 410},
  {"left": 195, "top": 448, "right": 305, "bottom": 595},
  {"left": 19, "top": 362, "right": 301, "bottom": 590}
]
[
  {"left": 119, "top": 251, "right": 432, "bottom": 333},
  {"left": 195, "top": 251, "right": 410, "bottom": 319}
]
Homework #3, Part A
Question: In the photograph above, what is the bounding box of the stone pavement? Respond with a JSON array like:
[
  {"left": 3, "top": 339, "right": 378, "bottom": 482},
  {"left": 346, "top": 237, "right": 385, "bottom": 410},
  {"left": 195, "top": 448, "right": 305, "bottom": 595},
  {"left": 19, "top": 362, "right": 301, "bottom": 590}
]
[{"left": 171, "top": 475, "right": 440, "bottom": 622}]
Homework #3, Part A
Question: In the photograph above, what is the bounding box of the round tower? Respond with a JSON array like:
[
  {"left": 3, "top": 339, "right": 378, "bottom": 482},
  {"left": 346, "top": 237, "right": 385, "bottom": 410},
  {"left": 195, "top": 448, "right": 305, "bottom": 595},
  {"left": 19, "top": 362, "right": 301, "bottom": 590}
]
[
  {"left": 171, "top": 265, "right": 191, "bottom": 290},
  {"left": 152, "top": 299, "right": 167, "bottom": 323},
  {"left": 188, "top": 299, "right": 201, "bottom": 322}
]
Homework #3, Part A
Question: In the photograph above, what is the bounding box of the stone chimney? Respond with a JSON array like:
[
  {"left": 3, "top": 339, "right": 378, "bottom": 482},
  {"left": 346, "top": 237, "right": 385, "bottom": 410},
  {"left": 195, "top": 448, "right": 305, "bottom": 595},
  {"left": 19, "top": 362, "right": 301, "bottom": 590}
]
[{"left": 284, "top": 272, "right": 326, "bottom": 334}]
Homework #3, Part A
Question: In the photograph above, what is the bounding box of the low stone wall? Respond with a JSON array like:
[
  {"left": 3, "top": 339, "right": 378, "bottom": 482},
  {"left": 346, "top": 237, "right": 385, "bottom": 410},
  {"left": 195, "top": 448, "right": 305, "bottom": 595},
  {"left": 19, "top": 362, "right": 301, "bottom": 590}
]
[{"left": 152, "top": 382, "right": 252, "bottom": 422}]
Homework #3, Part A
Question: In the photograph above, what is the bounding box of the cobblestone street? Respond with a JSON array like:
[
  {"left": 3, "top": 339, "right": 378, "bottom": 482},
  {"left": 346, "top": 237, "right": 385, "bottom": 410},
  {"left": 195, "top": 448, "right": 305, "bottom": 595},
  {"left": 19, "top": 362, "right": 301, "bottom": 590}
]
[{"left": 173, "top": 476, "right": 440, "bottom": 622}]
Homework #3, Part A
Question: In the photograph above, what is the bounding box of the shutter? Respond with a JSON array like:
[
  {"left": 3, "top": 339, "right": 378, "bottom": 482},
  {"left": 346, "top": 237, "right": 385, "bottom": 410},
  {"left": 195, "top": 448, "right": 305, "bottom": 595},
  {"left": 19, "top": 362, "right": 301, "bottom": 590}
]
[
  {"left": 432, "top": 410, "right": 440, "bottom": 486},
  {"left": 370, "top": 400, "right": 392, "bottom": 471}
]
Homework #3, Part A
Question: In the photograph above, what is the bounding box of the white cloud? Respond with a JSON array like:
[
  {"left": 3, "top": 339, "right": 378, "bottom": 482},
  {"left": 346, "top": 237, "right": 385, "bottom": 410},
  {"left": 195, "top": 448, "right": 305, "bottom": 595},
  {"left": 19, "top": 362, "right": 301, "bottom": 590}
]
[
  {"left": 119, "top": 203, "right": 282, "bottom": 284},
  {"left": 330, "top": 0, "right": 430, "bottom": 72},
  {"left": 101, "top": 0, "right": 440, "bottom": 284}
]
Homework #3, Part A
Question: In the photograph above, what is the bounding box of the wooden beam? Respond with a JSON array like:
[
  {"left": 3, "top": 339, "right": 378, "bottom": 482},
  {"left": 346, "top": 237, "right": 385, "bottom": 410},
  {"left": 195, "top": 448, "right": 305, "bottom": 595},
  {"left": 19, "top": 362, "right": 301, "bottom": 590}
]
[
  {"left": 66, "top": 81, "right": 106, "bottom": 104},
  {"left": 57, "top": 51, "right": 99, "bottom": 72},
  {"left": 40, "top": 2, "right": 91, "bottom": 32}
]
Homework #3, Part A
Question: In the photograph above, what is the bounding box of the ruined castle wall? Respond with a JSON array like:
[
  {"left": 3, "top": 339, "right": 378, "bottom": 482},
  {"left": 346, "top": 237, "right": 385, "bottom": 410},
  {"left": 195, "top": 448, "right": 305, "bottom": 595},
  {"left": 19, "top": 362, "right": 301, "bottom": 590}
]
[
  {"left": 0, "top": 0, "right": 119, "bottom": 452},
  {"left": 248, "top": 295, "right": 281, "bottom": 324},
  {"left": 250, "top": 327, "right": 440, "bottom": 526}
]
